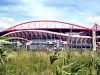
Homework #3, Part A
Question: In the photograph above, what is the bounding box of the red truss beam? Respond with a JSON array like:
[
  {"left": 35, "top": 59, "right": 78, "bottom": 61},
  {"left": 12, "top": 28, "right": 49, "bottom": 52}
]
[{"left": 3, "top": 20, "right": 91, "bottom": 31}]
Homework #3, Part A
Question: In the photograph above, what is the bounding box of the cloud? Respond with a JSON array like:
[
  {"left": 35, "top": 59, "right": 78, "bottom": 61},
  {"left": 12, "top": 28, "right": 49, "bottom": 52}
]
[
  {"left": 0, "top": 26, "right": 5, "bottom": 31},
  {"left": 0, "top": 17, "right": 19, "bottom": 28},
  {"left": 0, "top": 0, "right": 100, "bottom": 29},
  {"left": 86, "top": 16, "right": 100, "bottom": 24},
  {"left": 19, "top": 0, "right": 61, "bottom": 20}
]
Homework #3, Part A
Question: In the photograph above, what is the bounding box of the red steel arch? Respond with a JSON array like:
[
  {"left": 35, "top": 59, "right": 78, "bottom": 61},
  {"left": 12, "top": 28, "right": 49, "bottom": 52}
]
[{"left": 4, "top": 20, "right": 91, "bottom": 31}]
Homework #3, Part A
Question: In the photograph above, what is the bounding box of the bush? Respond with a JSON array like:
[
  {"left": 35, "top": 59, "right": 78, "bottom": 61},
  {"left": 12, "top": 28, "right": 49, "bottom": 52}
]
[{"left": 0, "top": 48, "right": 100, "bottom": 75}]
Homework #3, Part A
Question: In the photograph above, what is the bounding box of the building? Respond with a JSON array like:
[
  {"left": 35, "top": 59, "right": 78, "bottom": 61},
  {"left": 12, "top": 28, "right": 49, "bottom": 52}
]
[{"left": 0, "top": 20, "right": 100, "bottom": 50}]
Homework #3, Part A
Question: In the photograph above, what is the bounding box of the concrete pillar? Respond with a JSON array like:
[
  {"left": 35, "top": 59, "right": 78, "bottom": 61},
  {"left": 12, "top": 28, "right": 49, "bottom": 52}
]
[
  {"left": 76, "top": 37, "right": 78, "bottom": 48},
  {"left": 92, "top": 30, "right": 96, "bottom": 51}
]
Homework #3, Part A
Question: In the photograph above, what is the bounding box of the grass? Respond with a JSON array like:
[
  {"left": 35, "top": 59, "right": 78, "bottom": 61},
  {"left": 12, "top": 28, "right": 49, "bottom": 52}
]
[{"left": 0, "top": 47, "right": 100, "bottom": 75}]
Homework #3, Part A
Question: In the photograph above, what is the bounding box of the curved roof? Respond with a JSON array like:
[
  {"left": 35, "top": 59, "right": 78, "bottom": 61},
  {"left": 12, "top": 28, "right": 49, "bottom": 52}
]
[
  {"left": 2, "top": 30, "right": 92, "bottom": 41},
  {"left": 4, "top": 20, "right": 91, "bottom": 31}
]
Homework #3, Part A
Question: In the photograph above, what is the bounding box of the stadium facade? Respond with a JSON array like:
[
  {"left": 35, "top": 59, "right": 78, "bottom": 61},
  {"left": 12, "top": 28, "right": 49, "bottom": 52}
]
[{"left": 0, "top": 20, "right": 100, "bottom": 50}]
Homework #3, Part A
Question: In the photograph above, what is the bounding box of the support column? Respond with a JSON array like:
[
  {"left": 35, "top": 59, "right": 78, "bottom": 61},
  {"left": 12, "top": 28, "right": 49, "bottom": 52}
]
[{"left": 92, "top": 30, "right": 96, "bottom": 51}]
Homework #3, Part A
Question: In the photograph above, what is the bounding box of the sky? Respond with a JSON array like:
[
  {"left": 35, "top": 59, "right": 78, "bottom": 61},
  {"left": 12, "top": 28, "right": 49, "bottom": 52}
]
[{"left": 0, "top": 0, "right": 100, "bottom": 31}]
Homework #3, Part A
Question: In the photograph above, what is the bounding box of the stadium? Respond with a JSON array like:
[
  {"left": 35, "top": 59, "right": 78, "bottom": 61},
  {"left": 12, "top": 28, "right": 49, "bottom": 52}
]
[{"left": 0, "top": 20, "right": 100, "bottom": 50}]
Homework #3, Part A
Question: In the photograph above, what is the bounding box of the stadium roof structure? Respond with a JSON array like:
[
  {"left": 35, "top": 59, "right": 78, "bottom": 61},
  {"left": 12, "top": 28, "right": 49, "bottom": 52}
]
[
  {"left": 0, "top": 20, "right": 94, "bottom": 40},
  {"left": 0, "top": 20, "right": 100, "bottom": 50},
  {"left": 3, "top": 20, "right": 91, "bottom": 31}
]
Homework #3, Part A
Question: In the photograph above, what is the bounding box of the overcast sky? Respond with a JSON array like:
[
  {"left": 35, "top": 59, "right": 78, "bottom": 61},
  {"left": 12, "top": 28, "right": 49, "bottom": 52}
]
[{"left": 0, "top": 0, "right": 100, "bottom": 30}]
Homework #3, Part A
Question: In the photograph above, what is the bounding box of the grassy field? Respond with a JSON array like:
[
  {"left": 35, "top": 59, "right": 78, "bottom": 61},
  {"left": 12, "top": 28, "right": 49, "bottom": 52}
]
[{"left": 0, "top": 47, "right": 100, "bottom": 75}]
